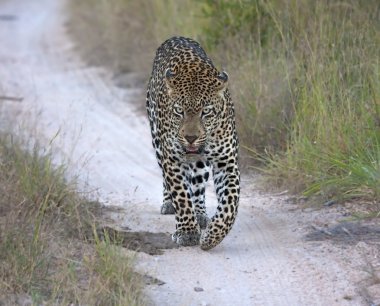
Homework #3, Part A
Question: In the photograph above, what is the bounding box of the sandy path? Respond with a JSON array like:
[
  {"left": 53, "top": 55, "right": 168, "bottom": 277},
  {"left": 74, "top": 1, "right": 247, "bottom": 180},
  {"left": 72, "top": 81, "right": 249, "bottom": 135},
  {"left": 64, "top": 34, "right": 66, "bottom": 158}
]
[{"left": 0, "top": 0, "right": 374, "bottom": 305}]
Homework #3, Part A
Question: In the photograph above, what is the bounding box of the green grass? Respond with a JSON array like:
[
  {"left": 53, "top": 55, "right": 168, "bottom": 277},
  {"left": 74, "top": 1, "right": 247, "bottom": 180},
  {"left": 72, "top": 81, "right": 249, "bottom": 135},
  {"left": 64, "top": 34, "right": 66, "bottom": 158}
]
[
  {"left": 0, "top": 134, "right": 145, "bottom": 305},
  {"left": 68, "top": 0, "right": 380, "bottom": 206},
  {"left": 258, "top": 0, "right": 380, "bottom": 203}
]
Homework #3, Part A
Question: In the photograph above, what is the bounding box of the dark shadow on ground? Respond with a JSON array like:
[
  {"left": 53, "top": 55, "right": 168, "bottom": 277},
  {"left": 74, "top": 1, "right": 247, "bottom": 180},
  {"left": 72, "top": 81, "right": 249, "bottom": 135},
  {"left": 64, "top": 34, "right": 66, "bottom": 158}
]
[
  {"left": 305, "top": 222, "right": 380, "bottom": 245},
  {"left": 92, "top": 226, "right": 179, "bottom": 255}
]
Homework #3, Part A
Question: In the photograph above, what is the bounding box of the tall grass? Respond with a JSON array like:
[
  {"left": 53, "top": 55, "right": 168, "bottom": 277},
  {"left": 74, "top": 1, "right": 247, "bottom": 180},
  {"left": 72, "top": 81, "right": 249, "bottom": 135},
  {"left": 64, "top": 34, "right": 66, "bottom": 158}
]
[
  {"left": 259, "top": 1, "right": 380, "bottom": 202},
  {"left": 0, "top": 134, "right": 145, "bottom": 305},
  {"left": 68, "top": 0, "right": 380, "bottom": 203}
]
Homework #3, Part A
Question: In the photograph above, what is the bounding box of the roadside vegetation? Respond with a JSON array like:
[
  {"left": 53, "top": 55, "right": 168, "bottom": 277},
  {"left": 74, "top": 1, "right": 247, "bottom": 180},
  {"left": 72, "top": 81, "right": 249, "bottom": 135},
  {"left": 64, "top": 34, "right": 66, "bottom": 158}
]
[
  {"left": 0, "top": 134, "right": 145, "bottom": 305},
  {"left": 69, "top": 0, "right": 380, "bottom": 206}
]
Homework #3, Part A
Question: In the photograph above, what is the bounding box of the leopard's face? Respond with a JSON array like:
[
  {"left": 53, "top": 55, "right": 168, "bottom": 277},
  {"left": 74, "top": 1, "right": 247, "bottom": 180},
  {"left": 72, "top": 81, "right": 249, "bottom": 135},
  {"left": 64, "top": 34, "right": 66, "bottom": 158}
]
[{"left": 165, "top": 68, "right": 229, "bottom": 161}]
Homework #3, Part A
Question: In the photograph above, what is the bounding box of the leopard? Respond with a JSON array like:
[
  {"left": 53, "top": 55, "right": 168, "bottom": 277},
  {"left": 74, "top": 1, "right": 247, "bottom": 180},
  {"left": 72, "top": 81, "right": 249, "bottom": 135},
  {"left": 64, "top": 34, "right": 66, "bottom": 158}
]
[{"left": 146, "top": 36, "right": 240, "bottom": 250}]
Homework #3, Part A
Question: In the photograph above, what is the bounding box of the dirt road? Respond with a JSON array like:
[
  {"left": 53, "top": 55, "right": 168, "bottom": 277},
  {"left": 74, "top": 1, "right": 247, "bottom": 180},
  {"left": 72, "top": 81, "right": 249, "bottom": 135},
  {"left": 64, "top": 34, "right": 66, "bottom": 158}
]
[{"left": 0, "top": 0, "right": 378, "bottom": 305}]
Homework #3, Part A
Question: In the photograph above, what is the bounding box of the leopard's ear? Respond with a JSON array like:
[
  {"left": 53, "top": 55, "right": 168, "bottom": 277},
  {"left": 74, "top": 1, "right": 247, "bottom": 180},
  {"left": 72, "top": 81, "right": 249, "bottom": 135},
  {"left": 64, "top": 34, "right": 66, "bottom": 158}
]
[
  {"left": 164, "top": 68, "right": 176, "bottom": 95},
  {"left": 215, "top": 71, "right": 228, "bottom": 93}
]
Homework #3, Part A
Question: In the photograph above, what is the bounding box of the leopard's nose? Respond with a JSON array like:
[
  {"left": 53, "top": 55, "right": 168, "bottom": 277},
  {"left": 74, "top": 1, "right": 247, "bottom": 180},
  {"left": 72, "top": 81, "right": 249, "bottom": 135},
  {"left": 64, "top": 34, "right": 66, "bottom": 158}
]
[{"left": 185, "top": 135, "right": 198, "bottom": 144}]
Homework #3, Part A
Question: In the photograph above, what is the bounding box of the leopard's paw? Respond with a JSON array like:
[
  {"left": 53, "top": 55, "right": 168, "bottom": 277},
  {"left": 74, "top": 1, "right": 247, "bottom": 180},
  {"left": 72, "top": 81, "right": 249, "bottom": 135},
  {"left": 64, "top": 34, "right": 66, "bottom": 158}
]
[
  {"left": 200, "top": 224, "right": 223, "bottom": 250},
  {"left": 172, "top": 228, "right": 200, "bottom": 246}
]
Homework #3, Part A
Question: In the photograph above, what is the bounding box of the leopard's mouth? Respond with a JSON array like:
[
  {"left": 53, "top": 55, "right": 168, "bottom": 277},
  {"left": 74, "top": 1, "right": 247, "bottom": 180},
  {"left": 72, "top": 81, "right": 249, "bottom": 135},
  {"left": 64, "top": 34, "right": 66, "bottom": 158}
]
[{"left": 184, "top": 145, "right": 203, "bottom": 155}]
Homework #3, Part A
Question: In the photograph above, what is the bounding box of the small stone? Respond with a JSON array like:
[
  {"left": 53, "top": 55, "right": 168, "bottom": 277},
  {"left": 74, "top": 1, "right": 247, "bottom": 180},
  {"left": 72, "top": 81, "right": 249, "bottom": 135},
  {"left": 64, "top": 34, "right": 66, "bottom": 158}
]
[
  {"left": 194, "top": 287, "right": 204, "bottom": 292},
  {"left": 323, "top": 200, "right": 336, "bottom": 207}
]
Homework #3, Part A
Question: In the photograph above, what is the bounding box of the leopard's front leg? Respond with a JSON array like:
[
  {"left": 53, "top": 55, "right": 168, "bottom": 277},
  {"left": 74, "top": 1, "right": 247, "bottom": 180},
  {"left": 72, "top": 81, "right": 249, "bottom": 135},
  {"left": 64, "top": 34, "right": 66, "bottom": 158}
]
[
  {"left": 200, "top": 159, "right": 240, "bottom": 250},
  {"left": 163, "top": 162, "right": 201, "bottom": 246},
  {"left": 188, "top": 161, "right": 211, "bottom": 229}
]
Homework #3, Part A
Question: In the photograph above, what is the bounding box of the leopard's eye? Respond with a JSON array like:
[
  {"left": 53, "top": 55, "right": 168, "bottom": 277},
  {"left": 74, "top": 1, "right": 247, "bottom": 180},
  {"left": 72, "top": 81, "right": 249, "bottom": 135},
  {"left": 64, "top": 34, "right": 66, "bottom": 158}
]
[
  {"left": 202, "top": 106, "right": 214, "bottom": 117},
  {"left": 173, "top": 105, "right": 184, "bottom": 117}
]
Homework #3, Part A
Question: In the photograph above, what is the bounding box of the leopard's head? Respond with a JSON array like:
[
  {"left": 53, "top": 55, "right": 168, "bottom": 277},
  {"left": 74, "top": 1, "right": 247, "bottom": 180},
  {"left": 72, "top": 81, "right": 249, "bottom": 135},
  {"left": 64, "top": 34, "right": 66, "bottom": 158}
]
[{"left": 165, "top": 67, "right": 229, "bottom": 160}]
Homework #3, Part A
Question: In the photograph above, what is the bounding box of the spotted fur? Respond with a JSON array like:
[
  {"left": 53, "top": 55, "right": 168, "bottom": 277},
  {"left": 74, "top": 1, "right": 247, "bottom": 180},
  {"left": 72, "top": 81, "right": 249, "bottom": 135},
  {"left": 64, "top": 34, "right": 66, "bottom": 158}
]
[{"left": 146, "top": 37, "right": 240, "bottom": 250}]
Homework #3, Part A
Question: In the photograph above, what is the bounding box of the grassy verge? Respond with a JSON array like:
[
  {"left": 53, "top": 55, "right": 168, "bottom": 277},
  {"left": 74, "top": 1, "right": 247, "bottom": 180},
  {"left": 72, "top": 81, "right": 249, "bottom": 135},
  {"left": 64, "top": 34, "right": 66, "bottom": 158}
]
[
  {"left": 0, "top": 134, "right": 145, "bottom": 305},
  {"left": 68, "top": 0, "right": 380, "bottom": 206},
  {"left": 254, "top": 1, "right": 380, "bottom": 203}
]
